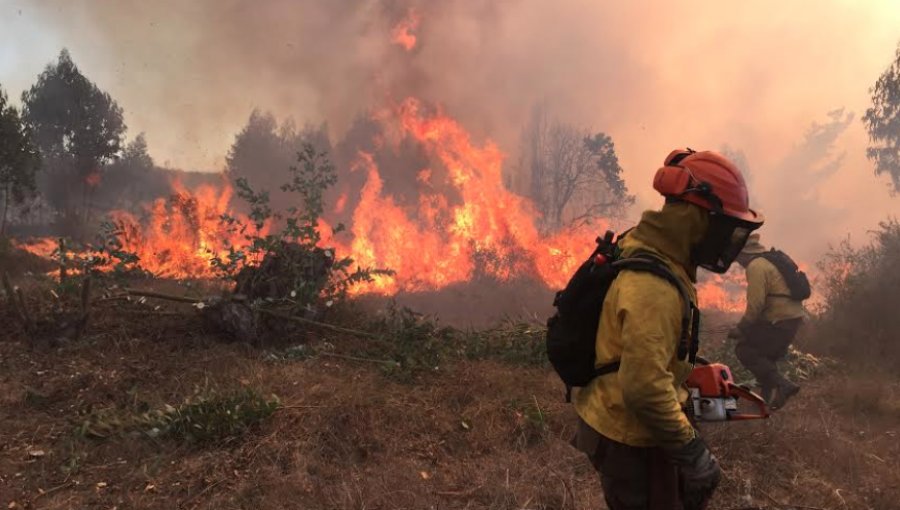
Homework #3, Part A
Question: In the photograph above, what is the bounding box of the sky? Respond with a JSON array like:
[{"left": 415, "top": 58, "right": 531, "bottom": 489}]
[{"left": 1, "top": 0, "right": 899, "bottom": 263}]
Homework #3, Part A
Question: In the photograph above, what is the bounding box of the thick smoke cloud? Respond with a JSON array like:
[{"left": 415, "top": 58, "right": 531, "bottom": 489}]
[{"left": 4, "top": 0, "right": 900, "bottom": 263}]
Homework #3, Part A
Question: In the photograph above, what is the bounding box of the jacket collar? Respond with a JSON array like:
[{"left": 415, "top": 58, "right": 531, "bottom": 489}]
[{"left": 620, "top": 202, "right": 708, "bottom": 283}]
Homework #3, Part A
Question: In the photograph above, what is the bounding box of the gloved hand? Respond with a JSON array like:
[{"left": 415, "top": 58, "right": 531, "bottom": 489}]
[
  {"left": 666, "top": 437, "right": 721, "bottom": 510},
  {"left": 727, "top": 327, "right": 742, "bottom": 340}
]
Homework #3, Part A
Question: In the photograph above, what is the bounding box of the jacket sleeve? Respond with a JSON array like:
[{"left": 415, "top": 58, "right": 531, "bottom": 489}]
[
  {"left": 739, "top": 259, "right": 768, "bottom": 330},
  {"left": 616, "top": 274, "right": 695, "bottom": 449}
]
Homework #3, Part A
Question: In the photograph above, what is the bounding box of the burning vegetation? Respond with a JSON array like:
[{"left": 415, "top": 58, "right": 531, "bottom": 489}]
[
  {"left": 391, "top": 8, "right": 421, "bottom": 52},
  {"left": 3, "top": 3, "right": 900, "bottom": 510},
  {"left": 9, "top": 93, "right": 623, "bottom": 306}
]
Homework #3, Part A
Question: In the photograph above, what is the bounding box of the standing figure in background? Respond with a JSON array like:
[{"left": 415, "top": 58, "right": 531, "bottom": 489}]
[{"left": 730, "top": 234, "right": 808, "bottom": 409}]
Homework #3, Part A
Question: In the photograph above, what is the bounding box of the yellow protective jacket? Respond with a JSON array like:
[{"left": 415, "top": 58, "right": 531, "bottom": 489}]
[
  {"left": 738, "top": 256, "right": 806, "bottom": 328},
  {"left": 574, "top": 202, "right": 706, "bottom": 449}
]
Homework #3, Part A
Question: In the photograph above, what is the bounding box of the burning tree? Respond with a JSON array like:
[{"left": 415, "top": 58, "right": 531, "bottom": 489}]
[
  {"left": 22, "top": 49, "right": 126, "bottom": 230},
  {"left": 0, "top": 84, "right": 40, "bottom": 237},
  {"left": 519, "top": 105, "right": 633, "bottom": 233},
  {"left": 864, "top": 42, "right": 900, "bottom": 193}
]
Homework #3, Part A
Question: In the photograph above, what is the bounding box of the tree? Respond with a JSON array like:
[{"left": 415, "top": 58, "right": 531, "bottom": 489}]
[
  {"left": 21, "top": 49, "right": 126, "bottom": 224},
  {"left": 0, "top": 84, "right": 40, "bottom": 236},
  {"left": 520, "top": 106, "right": 634, "bottom": 232},
  {"left": 227, "top": 110, "right": 330, "bottom": 213},
  {"left": 96, "top": 133, "right": 170, "bottom": 210},
  {"left": 863, "top": 43, "right": 900, "bottom": 193},
  {"left": 580, "top": 132, "right": 633, "bottom": 221},
  {"left": 120, "top": 133, "right": 154, "bottom": 172}
]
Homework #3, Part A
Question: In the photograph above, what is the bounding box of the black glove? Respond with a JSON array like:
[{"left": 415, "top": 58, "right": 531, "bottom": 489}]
[{"left": 666, "top": 437, "right": 721, "bottom": 510}]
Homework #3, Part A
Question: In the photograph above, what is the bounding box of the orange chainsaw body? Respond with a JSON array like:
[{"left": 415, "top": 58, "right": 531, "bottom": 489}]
[{"left": 686, "top": 363, "right": 769, "bottom": 421}]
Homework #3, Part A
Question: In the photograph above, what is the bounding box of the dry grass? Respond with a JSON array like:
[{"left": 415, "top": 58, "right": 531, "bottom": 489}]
[{"left": 2, "top": 277, "right": 899, "bottom": 509}]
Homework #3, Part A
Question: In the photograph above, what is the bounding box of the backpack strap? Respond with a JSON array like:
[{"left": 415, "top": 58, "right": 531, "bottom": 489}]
[
  {"left": 593, "top": 254, "right": 700, "bottom": 375},
  {"left": 566, "top": 358, "right": 624, "bottom": 402}
]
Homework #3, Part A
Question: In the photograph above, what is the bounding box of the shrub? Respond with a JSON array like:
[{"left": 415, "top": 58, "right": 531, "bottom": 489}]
[
  {"left": 814, "top": 219, "right": 900, "bottom": 367},
  {"left": 364, "top": 305, "right": 455, "bottom": 382},
  {"left": 79, "top": 387, "right": 280, "bottom": 445},
  {"left": 462, "top": 321, "right": 547, "bottom": 366},
  {"left": 213, "top": 143, "right": 390, "bottom": 316}
]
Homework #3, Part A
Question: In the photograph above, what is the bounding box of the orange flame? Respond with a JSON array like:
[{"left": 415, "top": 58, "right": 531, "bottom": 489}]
[
  {"left": 107, "top": 180, "right": 267, "bottom": 278},
  {"left": 13, "top": 96, "right": 753, "bottom": 313},
  {"left": 333, "top": 192, "right": 348, "bottom": 214},
  {"left": 696, "top": 270, "right": 747, "bottom": 313},
  {"left": 15, "top": 182, "right": 265, "bottom": 279},
  {"left": 13, "top": 238, "right": 59, "bottom": 259},
  {"left": 391, "top": 8, "right": 420, "bottom": 51},
  {"left": 339, "top": 97, "right": 599, "bottom": 294},
  {"left": 85, "top": 171, "right": 102, "bottom": 188}
]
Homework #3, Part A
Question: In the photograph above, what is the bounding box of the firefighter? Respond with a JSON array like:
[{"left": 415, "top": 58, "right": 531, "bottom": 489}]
[
  {"left": 729, "top": 235, "right": 806, "bottom": 409},
  {"left": 572, "top": 149, "right": 763, "bottom": 510}
]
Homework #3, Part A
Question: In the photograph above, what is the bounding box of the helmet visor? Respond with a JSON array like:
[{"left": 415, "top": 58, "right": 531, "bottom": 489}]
[{"left": 695, "top": 213, "right": 761, "bottom": 274}]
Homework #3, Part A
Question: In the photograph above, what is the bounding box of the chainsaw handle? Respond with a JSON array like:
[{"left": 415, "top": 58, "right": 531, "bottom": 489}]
[{"left": 726, "top": 382, "right": 770, "bottom": 420}]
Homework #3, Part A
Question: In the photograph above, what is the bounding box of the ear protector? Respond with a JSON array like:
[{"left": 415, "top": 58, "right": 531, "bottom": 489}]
[{"left": 652, "top": 148, "right": 724, "bottom": 214}]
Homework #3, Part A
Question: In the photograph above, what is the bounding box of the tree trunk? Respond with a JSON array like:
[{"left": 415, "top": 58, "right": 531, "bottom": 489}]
[
  {"left": 81, "top": 179, "right": 88, "bottom": 228},
  {"left": 553, "top": 202, "right": 565, "bottom": 232},
  {"left": 1, "top": 184, "right": 9, "bottom": 238}
]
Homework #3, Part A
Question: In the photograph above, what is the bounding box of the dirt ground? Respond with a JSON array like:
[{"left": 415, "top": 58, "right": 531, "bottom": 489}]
[{"left": 2, "top": 282, "right": 900, "bottom": 510}]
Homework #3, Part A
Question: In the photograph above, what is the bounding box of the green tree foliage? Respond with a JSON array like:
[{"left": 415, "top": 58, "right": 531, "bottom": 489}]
[
  {"left": 227, "top": 110, "right": 331, "bottom": 213},
  {"left": 863, "top": 43, "right": 900, "bottom": 192},
  {"left": 0, "top": 84, "right": 41, "bottom": 236},
  {"left": 96, "top": 133, "right": 170, "bottom": 211},
  {"left": 119, "top": 133, "right": 154, "bottom": 172},
  {"left": 21, "top": 49, "right": 126, "bottom": 222},
  {"left": 580, "top": 132, "right": 634, "bottom": 218}
]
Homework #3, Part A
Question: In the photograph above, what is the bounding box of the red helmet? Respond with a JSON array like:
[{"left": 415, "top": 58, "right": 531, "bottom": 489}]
[
  {"left": 653, "top": 148, "right": 763, "bottom": 225},
  {"left": 654, "top": 148, "right": 764, "bottom": 273}
]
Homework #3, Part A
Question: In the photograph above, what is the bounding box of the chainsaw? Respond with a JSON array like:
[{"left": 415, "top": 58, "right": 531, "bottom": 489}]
[{"left": 685, "top": 360, "right": 769, "bottom": 422}]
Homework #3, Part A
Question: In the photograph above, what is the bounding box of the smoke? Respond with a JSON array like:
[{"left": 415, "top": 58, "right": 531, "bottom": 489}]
[
  {"left": 754, "top": 110, "right": 855, "bottom": 263},
  {"left": 5, "top": 0, "right": 900, "bottom": 264}
]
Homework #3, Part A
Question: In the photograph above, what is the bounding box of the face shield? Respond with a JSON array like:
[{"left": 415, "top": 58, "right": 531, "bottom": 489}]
[{"left": 692, "top": 212, "right": 761, "bottom": 274}]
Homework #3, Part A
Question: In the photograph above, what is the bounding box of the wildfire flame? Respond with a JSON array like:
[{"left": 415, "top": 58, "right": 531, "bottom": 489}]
[
  {"left": 105, "top": 180, "right": 267, "bottom": 278},
  {"left": 337, "top": 98, "right": 598, "bottom": 294},
  {"left": 14, "top": 237, "right": 59, "bottom": 260},
  {"left": 85, "top": 171, "right": 102, "bottom": 188},
  {"left": 696, "top": 270, "right": 747, "bottom": 313},
  {"left": 13, "top": 95, "right": 759, "bottom": 313},
  {"left": 15, "top": 181, "right": 263, "bottom": 279},
  {"left": 390, "top": 8, "right": 421, "bottom": 51}
]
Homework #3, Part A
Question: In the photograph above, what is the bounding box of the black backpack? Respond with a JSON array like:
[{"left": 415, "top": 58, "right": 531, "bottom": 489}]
[
  {"left": 757, "top": 249, "right": 811, "bottom": 301},
  {"left": 545, "top": 231, "right": 700, "bottom": 401}
]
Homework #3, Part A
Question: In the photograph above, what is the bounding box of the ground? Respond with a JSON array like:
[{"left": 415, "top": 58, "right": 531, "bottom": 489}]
[{"left": 2, "top": 280, "right": 900, "bottom": 509}]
